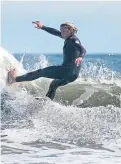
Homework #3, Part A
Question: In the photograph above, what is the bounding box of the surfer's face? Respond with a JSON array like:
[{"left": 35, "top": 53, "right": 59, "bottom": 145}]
[{"left": 60, "top": 25, "right": 73, "bottom": 39}]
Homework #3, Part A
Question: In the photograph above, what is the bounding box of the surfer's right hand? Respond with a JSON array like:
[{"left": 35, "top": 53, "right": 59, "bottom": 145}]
[{"left": 32, "top": 21, "right": 43, "bottom": 29}]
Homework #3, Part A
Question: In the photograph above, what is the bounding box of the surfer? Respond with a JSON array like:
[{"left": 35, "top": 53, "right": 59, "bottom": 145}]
[{"left": 7, "top": 21, "right": 86, "bottom": 100}]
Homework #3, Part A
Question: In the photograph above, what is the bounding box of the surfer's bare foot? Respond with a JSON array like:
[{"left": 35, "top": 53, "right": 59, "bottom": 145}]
[{"left": 7, "top": 69, "right": 17, "bottom": 85}]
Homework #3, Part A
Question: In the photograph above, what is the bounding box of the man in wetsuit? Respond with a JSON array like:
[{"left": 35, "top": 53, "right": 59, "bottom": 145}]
[{"left": 8, "top": 21, "right": 86, "bottom": 100}]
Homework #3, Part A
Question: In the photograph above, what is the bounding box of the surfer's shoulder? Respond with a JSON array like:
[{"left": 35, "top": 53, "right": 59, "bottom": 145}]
[{"left": 69, "top": 36, "right": 81, "bottom": 44}]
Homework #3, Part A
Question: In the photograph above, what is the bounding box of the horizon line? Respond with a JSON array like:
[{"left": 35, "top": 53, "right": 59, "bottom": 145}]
[{"left": 13, "top": 52, "right": 121, "bottom": 55}]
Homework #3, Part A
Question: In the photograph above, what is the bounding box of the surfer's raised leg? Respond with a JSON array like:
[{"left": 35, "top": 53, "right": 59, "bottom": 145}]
[{"left": 7, "top": 66, "right": 77, "bottom": 84}]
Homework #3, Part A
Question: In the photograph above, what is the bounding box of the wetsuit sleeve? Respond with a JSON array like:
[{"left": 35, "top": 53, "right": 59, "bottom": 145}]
[
  {"left": 41, "top": 25, "right": 62, "bottom": 38},
  {"left": 71, "top": 38, "right": 86, "bottom": 57}
]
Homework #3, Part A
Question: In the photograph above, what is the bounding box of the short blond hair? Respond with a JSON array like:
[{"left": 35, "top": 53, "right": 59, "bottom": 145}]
[{"left": 60, "top": 21, "right": 78, "bottom": 33}]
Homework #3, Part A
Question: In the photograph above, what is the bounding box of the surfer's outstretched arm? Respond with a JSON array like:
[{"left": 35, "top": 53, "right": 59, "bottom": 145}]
[
  {"left": 32, "top": 21, "right": 62, "bottom": 38},
  {"left": 41, "top": 26, "right": 62, "bottom": 38}
]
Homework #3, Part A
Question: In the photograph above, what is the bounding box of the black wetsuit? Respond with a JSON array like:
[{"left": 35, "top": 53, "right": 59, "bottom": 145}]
[{"left": 16, "top": 26, "right": 86, "bottom": 100}]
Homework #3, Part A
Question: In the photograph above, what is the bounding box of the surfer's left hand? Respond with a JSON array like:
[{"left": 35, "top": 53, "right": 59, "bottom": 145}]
[
  {"left": 75, "top": 57, "right": 83, "bottom": 66},
  {"left": 32, "top": 21, "right": 43, "bottom": 29}
]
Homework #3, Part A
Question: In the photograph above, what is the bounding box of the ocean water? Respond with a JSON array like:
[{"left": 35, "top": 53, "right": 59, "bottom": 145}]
[{"left": 1, "top": 52, "right": 121, "bottom": 164}]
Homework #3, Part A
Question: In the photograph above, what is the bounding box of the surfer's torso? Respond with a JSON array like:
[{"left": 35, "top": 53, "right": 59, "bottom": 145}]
[
  {"left": 62, "top": 35, "right": 83, "bottom": 66},
  {"left": 41, "top": 26, "right": 84, "bottom": 68}
]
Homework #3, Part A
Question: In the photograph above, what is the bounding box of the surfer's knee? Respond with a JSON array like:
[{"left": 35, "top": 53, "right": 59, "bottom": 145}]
[
  {"left": 49, "top": 80, "right": 58, "bottom": 89},
  {"left": 68, "top": 75, "right": 78, "bottom": 82}
]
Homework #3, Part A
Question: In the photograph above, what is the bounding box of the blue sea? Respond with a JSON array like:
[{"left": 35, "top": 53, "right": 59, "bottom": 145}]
[
  {"left": 14, "top": 53, "right": 121, "bottom": 73},
  {"left": 1, "top": 51, "right": 121, "bottom": 164}
]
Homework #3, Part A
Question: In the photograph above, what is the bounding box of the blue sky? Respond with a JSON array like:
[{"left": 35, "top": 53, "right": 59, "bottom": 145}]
[{"left": 1, "top": 1, "right": 121, "bottom": 54}]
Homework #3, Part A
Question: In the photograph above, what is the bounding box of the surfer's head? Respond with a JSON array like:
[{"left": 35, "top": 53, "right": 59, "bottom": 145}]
[{"left": 60, "top": 22, "right": 78, "bottom": 39}]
